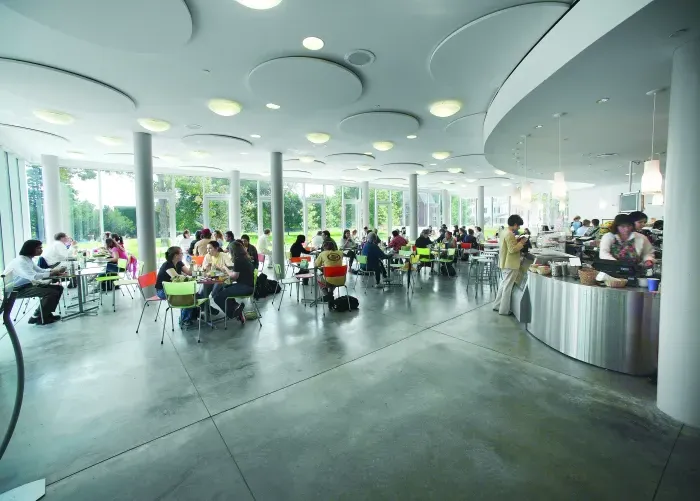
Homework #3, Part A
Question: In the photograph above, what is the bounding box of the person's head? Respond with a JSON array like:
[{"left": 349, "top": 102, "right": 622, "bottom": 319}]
[
  {"left": 582, "top": 219, "right": 591, "bottom": 227},
  {"left": 316, "top": 230, "right": 323, "bottom": 236},
  {"left": 573, "top": 216, "right": 581, "bottom": 222},
  {"left": 225, "top": 231, "right": 234, "bottom": 242},
  {"left": 207, "top": 241, "right": 220, "bottom": 255},
  {"left": 263, "top": 229, "right": 271, "bottom": 236},
  {"left": 322, "top": 240, "right": 337, "bottom": 251},
  {"left": 183, "top": 229, "right": 190, "bottom": 239},
  {"left": 240, "top": 234, "right": 250, "bottom": 247},
  {"left": 421, "top": 229, "right": 429, "bottom": 237},
  {"left": 322, "top": 230, "right": 331, "bottom": 239},
  {"left": 524, "top": 228, "right": 531, "bottom": 235},
  {"left": 194, "top": 230, "right": 202, "bottom": 240},
  {"left": 105, "top": 238, "right": 116, "bottom": 249},
  {"left": 363, "top": 226, "right": 368, "bottom": 233},
  {"left": 446, "top": 231, "right": 453, "bottom": 239},
  {"left": 213, "top": 230, "right": 223, "bottom": 241},
  {"left": 611, "top": 214, "right": 635, "bottom": 239},
  {"left": 201, "top": 229, "right": 212, "bottom": 239},
  {"left": 367, "top": 232, "right": 378, "bottom": 244},
  {"left": 351, "top": 229, "right": 357, "bottom": 236},
  {"left": 230, "top": 241, "right": 248, "bottom": 261},
  {"left": 111, "top": 233, "right": 122, "bottom": 244},
  {"left": 295, "top": 234, "right": 306, "bottom": 245},
  {"left": 19, "top": 239, "right": 44, "bottom": 257},
  {"left": 507, "top": 214, "right": 524, "bottom": 230},
  {"left": 54, "top": 232, "right": 69, "bottom": 244},
  {"left": 165, "top": 246, "right": 183, "bottom": 263},
  {"left": 652, "top": 220, "right": 664, "bottom": 231},
  {"left": 591, "top": 219, "right": 600, "bottom": 227},
  {"left": 343, "top": 229, "right": 351, "bottom": 238},
  {"left": 392, "top": 230, "right": 399, "bottom": 237},
  {"left": 476, "top": 226, "right": 482, "bottom": 232},
  {"left": 468, "top": 229, "right": 474, "bottom": 235},
  {"left": 104, "top": 231, "right": 111, "bottom": 239},
  {"left": 628, "top": 211, "right": 648, "bottom": 230}
]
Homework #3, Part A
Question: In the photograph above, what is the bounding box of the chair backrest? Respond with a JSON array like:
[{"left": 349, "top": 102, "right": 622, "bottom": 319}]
[
  {"left": 138, "top": 271, "right": 157, "bottom": 289},
  {"left": 290, "top": 256, "right": 311, "bottom": 263},
  {"left": 356, "top": 255, "right": 368, "bottom": 265},
  {"left": 323, "top": 265, "right": 347, "bottom": 278},
  {"left": 416, "top": 247, "right": 430, "bottom": 256},
  {"left": 257, "top": 253, "right": 265, "bottom": 263},
  {"left": 192, "top": 255, "right": 205, "bottom": 266},
  {"left": 461, "top": 243, "right": 471, "bottom": 249},
  {"left": 401, "top": 245, "right": 412, "bottom": 251},
  {"left": 447, "top": 248, "right": 456, "bottom": 256},
  {"left": 410, "top": 255, "right": 420, "bottom": 265},
  {"left": 117, "top": 258, "right": 128, "bottom": 271},
  {"left": 163, "top": 281, "right": 197, "bottom": 308},
  {"left": 399, "top": 250, "right": 412, "bottom": 257}
]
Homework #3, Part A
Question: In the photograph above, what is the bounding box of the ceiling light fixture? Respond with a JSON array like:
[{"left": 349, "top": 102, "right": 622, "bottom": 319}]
[
  {"left": 306, "top": 132, "right": 330, "bottom": 144},
  {"left": 373, "top": 141, "right": 394, "bottom": 151},
  {"left": 234, "top": 0, "right": 282, "bottom": 10},
  {"left": 33, "top": 109, "right": 74, "bottom": 125},
  {"left": 95, "top": 135, "right": 123, "bottom": 146},
  {"left": 597, "top": 97, "right": 610, "bottom": 104},
  {"left": 441, "top": 181, "right": 454, "bottom": 185},
  {"left": 407, "top": 135, "right": 417, "bottom": 139},
  {"left": 429, "top": 100, "right": 462, "bottom": 118},
  {"left": 266, "top": 103, "right": 281, "bottom": 110},
  {"left": 416, "top": 170, "right": 429, "bottom": 175},
  {"left": 190, "top": 150, "right": 210, "bottom": 158},
  {"left": 432, "top": 151, "right": 451, "bottom": 160},
  {"left": 302, "top": 37, "right": 324, "bottom": 50},
  {"left": 250, "top": 134, "right": 261, "bottom": 138},
  {"left": 357, "top": 165, "right": 372, "bottom": 171},
  {"left": 535, "top": 125, "right": 543, "bottom": 129},
  {"left": 465, "top": 178, "right": 476, "bottom": 183},
  {"left": 429, "top": 163, "right": 437, "bottom": 166},
  {"left": 138, "top": 118, "right": 171, "bottom": 132},
  {"left": 207, "top": 98, "right": 242, "bottom": 117},
  {"left": 299, "top": 156, "right": 314, "bottom": 163},
  {"left": 553, "top": 113, "right": 568, "bottom": 200},
  {"left": 641, "top": 90, "right": 664, "bottom": 194},
  {"left": 494, "top": 169, "right": 506, "bottom": 175},
  {"left": 447, "top": 167, "right": 462, "bottom": 174},
  {"left": 66, "top": 151, "right": 84, "bottom": 159}
]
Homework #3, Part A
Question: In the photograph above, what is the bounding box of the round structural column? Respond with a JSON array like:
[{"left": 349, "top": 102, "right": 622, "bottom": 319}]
[
  {"left": 409, "top": 174, "right": 418, "bottom": 240},
  {"left": 477, "top": 185, "right": 485, "bottom": 229},
  {"left": 41, "top": 154, "right": 61, "bottom": 241},
  {"left": 134, "top": 132, "right": 156, "bottom": 283},
  {"left": 361, "top": 181, "right": 370, "bottom": 230},
  {"left": 270, "top": 152, "right": 285, "bottom": 279},
  {"left": 229, "top": 170, "right": 241, "bottom": 237}
]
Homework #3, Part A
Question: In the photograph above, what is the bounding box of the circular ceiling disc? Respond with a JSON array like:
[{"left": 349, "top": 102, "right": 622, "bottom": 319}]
[{"left": 339, "top": 112, "right": 419, "bottom": 139}]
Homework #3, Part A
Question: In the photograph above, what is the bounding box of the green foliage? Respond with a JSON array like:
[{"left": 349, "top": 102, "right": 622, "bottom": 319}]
[{"left": 26, "top": 165, "right": 45, "bottom": 240}]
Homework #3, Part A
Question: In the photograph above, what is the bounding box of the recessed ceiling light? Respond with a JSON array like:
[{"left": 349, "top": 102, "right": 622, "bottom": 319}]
[
  {"left": 407, "top": 135, "right": 417, "bottom": 139},
  {"left": 432, "top": 151, "right": 451, "bottom": 160},
  {"left": 138, "top": 118, "right": 171, "bottom": 132},
  {"left": 33, "top": 109, "right": 74, "bottom": 125},
  {"left": 240, "top": 152, "right": 248, "bottom": 155},
  {"left": 306, "top": 132, "right": 330, "bottom": 144},
  {"left": 302, "top": 37, "right": 324, "bottom": 50},
  {"left": 595, "top": 153, "right": 618, "bottom": 158},
  {"left": 441, "top": 181, "right": 454, "bottom": 185},
  {"left": 416, "top": 169, "right": 428, "bottom": 175},
  {"left": 66, "top": 151, "right": 84, "bottom": 159},
  {"left": 465, "top": 179, "right": 476, "bottom": 183},
  {"left": 95, "top": 135, "right": 123, "bottom": 146},
  {"left": 250, "top": 134, "right": 261, "bottom": 138},
  {"left": 517, "top": 141, "right": 523, "bottom": 145},
  {"left": 534, "top": 125, "right": 543, "bottom": 129},
  {"left": 373, "top": 141, "right": 394, "bottom": 151},
  {"left": 429, "top": 163, "right": 437, "bottom": 166},
  {"left": 190, "top": 150, "right": 210, "bottom": 158},
  {"left": 494, "top": 169, "right": 506, "bottom": 175},
  {"left": 299, "top": 156, "right": 314, "bottom": 163},
  {"left": 596, "top": 97, "right": 610, "bottom": 104},
  {"left": 447, "top": 167, "right": 462, "bottom": 173},
  {"left": 207, "top": 98, "right": 242, "bottom": 117},
  {"left": 357, "top": 165, "right": 372, "bottom": 171},
  {"left": 234, "top": 0, "right": 282, "bottom": 9},
  {"left": 266, "top": 103, "right": 281, "bottom": 110},
  {"left": 429, "top": 100, "right": 462, "bottom": 118}
]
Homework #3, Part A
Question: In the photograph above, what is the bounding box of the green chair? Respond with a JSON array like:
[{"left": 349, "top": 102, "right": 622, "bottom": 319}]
[
  {"left": 272, "top": 263, "right": 306, "bottom": 311},
  {"left": 437, "top": 248, "right": 457, "bottom": 277},
  {"left": 162, "top": 281, "right": 209, "bottom": 343},
  {"left": 96, "top": 258, "right": 130, "bottom": 312},
  {"left": 223, "top": 269, "right": 262, "bottom": 328},
  {"left": 355, "top": 255, "right": 372, "bottom": 294},
  {"left": 416, "top": 247, "right": 433, "bottom": 275}
]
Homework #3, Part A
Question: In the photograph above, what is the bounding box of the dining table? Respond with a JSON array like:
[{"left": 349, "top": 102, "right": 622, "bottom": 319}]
[
  {"left": 291, "top": 263, "right": 319, "bottom": 306},
  {"left": 60, "top": 259, "right": 106, "bottom": 321},
  {"left": 196, "top": 274, "right": 228, "bottom": 326}
]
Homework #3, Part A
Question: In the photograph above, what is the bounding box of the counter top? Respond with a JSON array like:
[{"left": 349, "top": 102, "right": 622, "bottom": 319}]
[{"left": 529, "top": 272, "right": 656, "bottom": 295}]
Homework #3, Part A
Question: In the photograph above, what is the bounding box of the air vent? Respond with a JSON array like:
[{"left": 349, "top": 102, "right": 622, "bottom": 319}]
[{"left": 345, "top": 49, "right": 376, "bottom": 67}]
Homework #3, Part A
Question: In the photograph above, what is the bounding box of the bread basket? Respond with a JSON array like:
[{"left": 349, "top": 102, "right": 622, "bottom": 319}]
[
  {"left": 605, "top": 277, "right": 628, "bottom": 288},
  {"left": 538, "top": 265, "right": 552, "bottom": 276},
  {"left": 578, "top": 268, "right": 598, "bottom": 285}
]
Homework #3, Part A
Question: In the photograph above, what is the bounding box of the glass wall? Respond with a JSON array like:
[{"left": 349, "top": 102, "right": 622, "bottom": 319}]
[{"left": 26, "top": 164, "right": 45, "bottom": 241}]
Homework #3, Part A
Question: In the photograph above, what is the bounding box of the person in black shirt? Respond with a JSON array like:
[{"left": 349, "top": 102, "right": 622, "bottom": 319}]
[
  {"left": 290, "top": 235, "right": 306, "bottom": 258},
  {"left": 214, "top": 241, "right": 255, "bottom": 322},
  {"left": 188, "top": 230, "right": 201, "bottom": 257},
  {"left": 224, "top": 231, "right": 235, "bottom": 255},
  {"left": 240, "top": 234, "right": 259, "bottom": 269},
  {"left": 156, "top": 246, "right": 194, "bottom": 324},
  {"left": 415, "top": 229, "right": 432, "bottom": 248},
  {"left": 463, "top": 228, "right": 478, "bottom": 247}
]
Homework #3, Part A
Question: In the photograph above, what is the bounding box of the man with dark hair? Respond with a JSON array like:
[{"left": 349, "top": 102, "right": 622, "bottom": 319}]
[
  {"left": 388, "top": 229, "right": 408, "bottom": 252},
  {"left": 586, "top": 218, "right": 601, "bottom": 238},
  {"left": 240, "top": 234, "right": 259, "bottom": 268},
  {"left": 188, "top": 230, "right": 202, "bottom": 256},
  {"left": 493, "top": 215, "right": 527, "bottom": 315},
  {"left": 321, "top": 230, "right": 337, "bottom": 248},
  {"left": 224, "top": 230, "right": 235, "bottom": 255},
  {"left": 4, "top": 240, "right": 66, "bottom": 325}
]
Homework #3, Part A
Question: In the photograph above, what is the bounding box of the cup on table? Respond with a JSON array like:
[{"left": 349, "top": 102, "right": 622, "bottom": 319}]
[{"left": 647, "top": 278, "right": 660, "bottom": 292}]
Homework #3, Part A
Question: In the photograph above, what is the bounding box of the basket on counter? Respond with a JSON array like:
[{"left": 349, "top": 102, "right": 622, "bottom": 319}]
[
  {"left": 605, "top": 277, "right": 628, "bottom": 288},
  {"left": 538, "top": 265, "right": 552, "bottom": 276},
  {"left": 578, "top": 268, "right": 598, "bottom": 285},
  {"left": 568, "top": 265, "right": 581, "bottom": 277}
]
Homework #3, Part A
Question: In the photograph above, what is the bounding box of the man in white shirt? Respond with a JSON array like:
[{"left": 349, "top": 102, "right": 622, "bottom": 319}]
[
  {"left": 311, "top": 231, "right": 324, "bottom": 249},
  {"left": 42, "top": 232, "right": 75, "bottom": 267},
  {"left": 575, "top": 219, "right": 592, "bottom": 237},
  {"left": 257, "top": 229, "right": 272, "bottom": 268},
  {"left": 4, "top": 240, "right": 66, "bottom": 325}
]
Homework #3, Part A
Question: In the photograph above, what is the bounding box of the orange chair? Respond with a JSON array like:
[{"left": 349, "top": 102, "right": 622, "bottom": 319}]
[
  {"left": 135, "top": 271, "right": 166, "bottom": 333},
  {"left": 192, "top": 255, "right": 205, "bottom": 266},
  {"left": 257, "top": 253, "right": 266, "bottom": 270},
  {"left": 320, "top": 265, "right": 350, "bottom": 316}
]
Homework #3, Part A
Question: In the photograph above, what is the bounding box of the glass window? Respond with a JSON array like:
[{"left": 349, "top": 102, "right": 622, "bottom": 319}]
[
  {"left": 451, "top": 195, "right": 460, "bottom": 227},
  {"left": 100, "top": 170, "right": 139, "bottom": 254},
  {"left": 173, "top": 175, "right": 204, "bottom": 234},
  {"left": 259, "top": 180, "right": 271, "bottom": 197},
  {"left": 241, "top": 180, "right": 258, "bottom": 235},
  {"left": 391, "top": 190, "right": 403, "bottom": 228},
  {"left": 324, "top": 185, "right": 341, "bottom": 232},
  {"left": 25, "top": 164, "right": 45, "bottom": 241},
  {"left": 205, "top": 176, "right": 230, "bottom": 195},
  {"left": 284, "top": 183, "right": 303, "bottom": 234},
  {"left": 61, "top": 168, "right": 101, "bottom": 246}
]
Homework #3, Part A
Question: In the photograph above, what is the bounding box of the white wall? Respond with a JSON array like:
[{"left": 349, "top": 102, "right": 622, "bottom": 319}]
[{"left": 568, "top": 181, "right": 664, "bottom": 222}]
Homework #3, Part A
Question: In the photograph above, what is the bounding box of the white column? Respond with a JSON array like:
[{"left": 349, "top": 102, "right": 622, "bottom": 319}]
[
  {"left": 409, "top": 174, "right": 418, "bottom": 240},
  {"left": 134, "top": 132, "right": 156, "bottom": 280},
  {"left": 229, "top": 170, "right": 241, "bottom": 237},
  {"left": 361, "top": 181, "right": 370, "bottom": 230},
  {"left": 270, "top": 152, "right": 285, "bottom": 278},
  {"left": 97, "top": 170, "right": 105, "bottom": 236},
  {"left": 477, "top": 185, "right": 485, "bottom": 229},
  {"left": 41, "top": 154, "right": 61, "bottom": 241},
  {"left": 442, "top": 189, "right": 450, "bottom": 226},
  {"left": 657, "top": 38, "right": 700, "bottom": 427}
]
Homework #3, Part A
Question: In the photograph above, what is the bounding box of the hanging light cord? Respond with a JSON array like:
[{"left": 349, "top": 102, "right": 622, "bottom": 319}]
[
  {"left": 650, "top": 92, "right": 657, "bottom": 160},
  {"left": 524, "top": 135, "right": 528, "bottom": 184},
  {"left": 558, "top": 115, "right": 561, "bottom": 170}
]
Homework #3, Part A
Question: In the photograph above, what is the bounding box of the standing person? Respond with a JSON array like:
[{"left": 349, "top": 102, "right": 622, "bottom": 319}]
[
  {"left": 155, "top": 246, "right": 194, "bottom": 326},
  {"left": 214, "top": 241, "right": 255, "bottom": 323},
  {"left": 570, "top": 216, "right": 583, "bottom": 233},
  {"left": 493, "top": 215, "right": 527, "bottom": 315},
  {"left": 257, "top": 228, "right": 272, "bottom": 268},
  {"left": 315, "top": 240, "right": 345, "bottom": 305},
  {"left": 339, "top": 229, "right": 357, "bottom": 269},
  {"left": 311, "top": 230, "right": 324, "bottom": 249},
  {"left": 388, "top": 229, "right": 408, "bottom": 252},
  {"left": 41, "top": 232, "right": 76, "bottom": 268},
  {"left": 575, "top": 219, "right": 591, "bottom": 237},
  {"left": 599, "top": 214, "right": 655, "bottom": 267},
  {"left": 188, "top": 230, "right": 202, "bottom": 256},
  {"left": 105, "top": 237, "right": 127, "bottom": 273},
  {"left": 178, "top": 229, "right": 192, "bottom": 252},
  {"left": 224, "top": 231, "right": 235, "bottom": 255},
  {"left": 5, "top": 240, "right": 66, "bottom": 325},
  {"left": 213, "top": 230, "right": 225, "bottom": 248},
  {"left": 290, "top": 235, "right": 307, "bottom": 258},
  {"left": 194, "top": 229, "right": 212, "bottom": 256},
  {"left": 361, "top": 232, "right": 390, "bottom": 287},
  {"left": 240, "top": 234, "right": 259, "bottom": 269},
  {"left": 585, "top": 219, "right": 601, "bottom": 238}
]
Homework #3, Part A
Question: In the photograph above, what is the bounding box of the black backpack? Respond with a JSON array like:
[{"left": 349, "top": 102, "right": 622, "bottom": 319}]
[
  {"left": 333, "top": 295, "right": 359, "bottom": 312},
  {"left": 266, "top": 279, "right": 281, "bottom": 295},
  {"left": 254, "top": 273, "right": 269, "bottom": 299}
]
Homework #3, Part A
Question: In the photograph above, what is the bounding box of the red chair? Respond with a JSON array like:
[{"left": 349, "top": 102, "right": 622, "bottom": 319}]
[
  {"left": 257, "top": 253, "right": 266, "bottom": 270},
  {"left": 320, "top": 265, "right": 350, "bottom": 316},
  {"left": 461, "top": 243, "right": 472, "bottom": 249},
  {"left": 135, "top": 271, "right": 165, "bottom": 334}
]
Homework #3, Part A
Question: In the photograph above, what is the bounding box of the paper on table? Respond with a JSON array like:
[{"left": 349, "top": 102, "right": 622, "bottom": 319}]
[{"left": 569, "top": 257, "right": 582, "bottom": 266}]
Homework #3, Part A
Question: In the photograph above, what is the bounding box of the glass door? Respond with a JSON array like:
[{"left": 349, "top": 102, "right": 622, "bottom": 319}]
[
  {"left": 203, "top": 195, "right": 229, "bottom": 233},
  {"left": 343, "top": 200, "right": 359, "bottom": 232},
  {"left": 376, "top": 201, "right": 392, "bottom": 243},
  {"left": 304, "top": 198, "right": 326, "bottom": 237},
  {"left": 153, "top": 192, "right": 176, "bottom": 253}
]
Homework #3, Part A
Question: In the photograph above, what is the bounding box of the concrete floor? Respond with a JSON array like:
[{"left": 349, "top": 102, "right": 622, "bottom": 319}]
[{"left": 0, "top": 271, "right": 698, "bottom": 500}]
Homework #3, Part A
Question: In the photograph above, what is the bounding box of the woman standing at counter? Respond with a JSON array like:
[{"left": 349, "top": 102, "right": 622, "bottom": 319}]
[
  {"left": 492, "top": 215, "right": 527, "bottom": 315},
  {"left": 599, "top": 214, "right": 655, "bottom": 267}
]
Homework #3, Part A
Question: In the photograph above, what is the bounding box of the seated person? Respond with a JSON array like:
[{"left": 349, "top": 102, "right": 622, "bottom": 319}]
[
  {"left": 310, "top": 231, "right": 324, "bottom": 249},
  {"left": 194, "top": 228, "right": 213, "bottom": 256},
  {"left": 41, "top": 232, "right": 75, "bottom": 269},
  {"left": 388, "top": 230, "right": 408, "bottom": 252},
  {"left": 415, "top": 229, "right": 432, "bottom": 248},
  {"left": 361, "top": 232, "right": 390, "bottom": 287},
  {"left": 224, "top": 231, "right": 236, "bottom": 255},
  {"left": 188, "top": 230, "right": 202, "bottom": 256},
  {"left": 5, "top": 240, "right": 65, "bottom": 325},
  {"left": 351, "top": 229, "right": 359, "bottom": 243},
  {"left": 290, "top": 235, "right": 307, "bottom": 258},
  {"left": 214, "top": 241, "right": 255, "bottom": 323},
  {"left": 240, "top": 234, "right": 259, "bottom": 269},
  {"left": 463, "top": 229, "right": 478, "bottom": 247},
  {"left": 156, "top": 246, "right": 195, "bottom": 326},
  {"left": 575, "top": 219, "right": 592, "bottom": 237},
  {"left": 339, "top": 229, "right": 357, "bottom": 268},
  {"left": 105, "top": 237, "right": 128, "bottom": 273},
  {"left": 322, "top": 230, "right": 337, "bottom": 248},
  {"left": 315, "top": 240, "right": 345, "bottom": 304},
  {"left": 585, "top": 219, "right": 601, "bottom": 238},
  {"left": 202, "top": 241, "right": 233, "bottom": 272}
]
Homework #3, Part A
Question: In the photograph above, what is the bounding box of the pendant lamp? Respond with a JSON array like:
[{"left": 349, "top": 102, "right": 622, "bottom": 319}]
[
  {"left": 521, "top": 135, "right": 532, "bottom": 204},
  {"left": 552, "top": 113, "right": 567, "bottom": 200},
  {"left": 641, "top": 90, "right": 664, "bottom": 194}
]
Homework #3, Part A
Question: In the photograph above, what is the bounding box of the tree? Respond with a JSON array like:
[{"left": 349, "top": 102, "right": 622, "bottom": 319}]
[
  {"left": 26, "top": 165, "right": 45, "bottom": 240},
  {"left": 103, "top": 207, "right": 136, "bottom": 236},
  {"left": 284, "top": 189, "right": 303, "bottom": 231}
]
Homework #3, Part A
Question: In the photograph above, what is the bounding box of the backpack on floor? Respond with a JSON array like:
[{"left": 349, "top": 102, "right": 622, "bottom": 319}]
[
  {"left": 254, "top": 273, "right": 269, "bottom": 299},
  {"left": 333, "top": 295, "right": 359, "bottom": 312},
  {"left": 266, "top": 279, "right": 281, "bottom": 295}
]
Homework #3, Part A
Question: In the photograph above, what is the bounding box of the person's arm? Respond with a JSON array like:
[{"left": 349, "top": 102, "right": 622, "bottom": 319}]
[
  {"left": 598, "top": 234, "right": 615, "bottom": 260},
  {"left": 227, "top": 262, "right": 240, "bottom": 281},
  {"left": 504, "top": 233, "right": 524, "bottom": 255},
  {"left": 180, "top": 263, "right": 192, "bottom": 276},
  {"left": 638, "top": 234, "right": 655, "bottom": 266},
  {"left": 202, "top": 254, "right": 212, "bottom": 271},
  {"left": 107, "top": 248, "right": 119, "bottom": 263},
  {"left": 13, "top": 257, "right": 52, "bottom": 282}
]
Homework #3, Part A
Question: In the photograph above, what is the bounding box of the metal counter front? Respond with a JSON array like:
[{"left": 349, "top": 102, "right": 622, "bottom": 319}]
[{"left": 527, "top": 273, "right": 660, "bottom": 375}]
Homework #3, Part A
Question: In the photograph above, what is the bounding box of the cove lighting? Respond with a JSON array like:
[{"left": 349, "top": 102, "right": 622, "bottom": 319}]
[
  {"left": 302, "top": 37, "right": 324, "bottom": 51},
  {"left": 33, "top": 109, "right": 74, "bottom": 125},
  {"left": 447, "top": 167, "right": 462, "bottom": 174},
  {"left": 95, "top": 136, "right": 123, "bottom": 146},
  {"left": 357, "top": 165, "right": 372, "bottom": 171},
  {"left": 234, "top": 0, "right": 282, "bottom": 9},
  {"left": 299, "top": 156, "right": 314, "bottom": 163},
  {"left": 207, "top": 98, "right": 242, "bottom": 116},
  {"left": 432, "top": 151, "right": 451, "bottom": 160},
  {"left": 416, "top": 170, "right": 428, "bottom": 175},
  {"left": 190, "top": 150, "right": 210, "bottom": 158},
  {"left": 373, "top": 141, "right": 394, "bottom": 151},
  {"left": 266, "top": 103, "right": 281, "bottom": 110},
  {"left": 429, "top": 100, "right": 462, "bottom": 118},
  {"left": 160, "top": 155, "right": 179, "bottom": 163},
  {"left": 138, "top": 118, "right": 171, "bottom": 132},
  {"left": 407, "top": 135, "right": 417, "bottom": 139},
  {"left": 494, "top": 169, "right": 506, "bottom": 175},
  {"left": 66, "top": 151, "right": 85, "bottom": 159},
  {"left": 465, "top": 178, "right": 476, "bottom": 183},
  {"left": 250, "top": 134, "right": 261, "bottom": 138},
  {"left": 306, "top": 132, "right": 330, "bottom": 144},
  {"left": 364, "top": 152, "right": 372, "bottom": 155},
  {"left": 441, "top": 181, "right": 454, "bottom": 185}
]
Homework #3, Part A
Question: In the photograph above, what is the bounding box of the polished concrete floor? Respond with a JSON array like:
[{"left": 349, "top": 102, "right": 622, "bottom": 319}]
[{"left": 0, "top": 270, "right": 698, "bottom": 500}]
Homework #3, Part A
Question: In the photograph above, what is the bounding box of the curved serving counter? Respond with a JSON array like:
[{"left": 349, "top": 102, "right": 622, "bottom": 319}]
[{"left": 526, "top": 272, "right": 660, "bottom": 376}]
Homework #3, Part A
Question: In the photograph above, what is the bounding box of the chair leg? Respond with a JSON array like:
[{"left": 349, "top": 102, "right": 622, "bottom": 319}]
[
  {"left": 197, "top": 315, "right": 202, "bottom": 343},
  {"left": 13, "top": 298, "right": 24, "bottom": 322},
  {"left": 171, "top": 308, "right": 175, "bottom": 332},
  {"left": 161, "top": 307, "right": 169, "bottom": 344},
  {"left": 112, "top": 285, "right": 116, "bottom": 312},
  {"left": 224, "top": 300, "right": 228, "bottom": 330},
  {"left": 155, "top": 301, "right": 162, "bottom": 320},
  {"left": 136, "top": 301, "right": 148, "bottom": 333},
  {"left": 253, "top": 301, "right": 262, "bottom": 326},
  {"left": 277, "top": 285, "right": 285, "bottom": 311}
]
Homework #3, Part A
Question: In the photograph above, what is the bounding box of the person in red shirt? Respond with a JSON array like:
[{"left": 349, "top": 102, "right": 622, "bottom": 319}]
[{"left": 388, "top": 230, "right": 408, "bottom": 252}]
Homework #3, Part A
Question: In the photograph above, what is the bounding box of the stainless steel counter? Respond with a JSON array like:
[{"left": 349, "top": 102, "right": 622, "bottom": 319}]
[{"left": 527, "top": 272, "right": 660, "bottom": 375}]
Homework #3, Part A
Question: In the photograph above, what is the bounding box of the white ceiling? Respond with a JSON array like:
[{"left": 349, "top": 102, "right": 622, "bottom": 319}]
[
  {"left": 0, "top": 0, "right": 581, "bottom": 196},
  {"left": 484, "top": 0, "right": 700, "bottom": 185}
]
